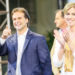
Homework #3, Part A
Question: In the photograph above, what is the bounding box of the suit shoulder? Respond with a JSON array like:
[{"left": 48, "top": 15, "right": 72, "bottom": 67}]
[
  {"left": 7, "top": 33, "right": 15, "bottom": 39},
  {"left": 32, "top": 32, "right": 45, "bottom": 39},
  {"left": 30, "top": 32, "right": 47, "bottom": 42},
  {"left": 6, "top": 33, "right": 16, "bottom": 42}
]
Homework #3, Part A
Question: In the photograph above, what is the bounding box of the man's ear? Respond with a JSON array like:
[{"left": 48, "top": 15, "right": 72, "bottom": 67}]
[{"left": 26, "top": 18, "right": 28, "bottom": 24}]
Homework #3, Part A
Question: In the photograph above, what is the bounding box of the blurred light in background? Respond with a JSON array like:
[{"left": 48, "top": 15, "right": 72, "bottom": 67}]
[{"left": 67, "top": 0, "right": 75, "bottom": 2}]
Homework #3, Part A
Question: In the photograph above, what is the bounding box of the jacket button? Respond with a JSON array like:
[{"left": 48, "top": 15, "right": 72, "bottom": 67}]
[{"left": 9, "top": 70, "right": 11, "bottom": 73}]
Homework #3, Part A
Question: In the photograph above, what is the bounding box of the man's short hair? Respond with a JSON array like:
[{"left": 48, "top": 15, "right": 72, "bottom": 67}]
[{"left": 55, "top": 9, "right": 64, "bottom": 18}]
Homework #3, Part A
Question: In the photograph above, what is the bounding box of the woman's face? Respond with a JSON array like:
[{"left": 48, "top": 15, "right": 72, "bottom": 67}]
[{"left": 64, "top": 7, "right": 75, "bottom": 27}]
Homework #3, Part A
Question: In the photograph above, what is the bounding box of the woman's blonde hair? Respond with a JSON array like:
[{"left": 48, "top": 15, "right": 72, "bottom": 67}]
[{"left": 63, "top": 3, "right": 75, "bottom": 14}]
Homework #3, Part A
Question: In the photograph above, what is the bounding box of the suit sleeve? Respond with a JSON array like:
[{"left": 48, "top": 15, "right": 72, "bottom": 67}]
[
  {"left": 37, "top": 36, "right": 52, "bottom": 75},
  {"left": 0, "top": 38, "right": 8, "bottom": 56}
]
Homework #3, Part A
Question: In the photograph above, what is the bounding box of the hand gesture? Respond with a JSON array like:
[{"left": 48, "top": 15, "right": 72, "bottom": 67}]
[
  {"left": 1, "top": 25, "right": 11, "bottom": 39},
  {"left": 54, "top": 29, "right": 65, "bottom": 47},
  {"left": 62, "top": 28, "right": 75, "bottom": 52}
]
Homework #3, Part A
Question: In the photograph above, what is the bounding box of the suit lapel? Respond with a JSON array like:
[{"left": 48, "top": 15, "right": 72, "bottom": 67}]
[
  {"left": 13, "top": 33, "right": 18, "bottom": 56},
  {"left": 23, "top": 29, "right": 32, "bottom": 52},
  {"left": 14, "top": 29, "right": 32, "bottom": 56}
]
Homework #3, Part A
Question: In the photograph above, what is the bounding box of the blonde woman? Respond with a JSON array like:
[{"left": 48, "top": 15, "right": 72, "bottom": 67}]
[{"left": 53, "top": 3, "right": 75, "bottom": 75}]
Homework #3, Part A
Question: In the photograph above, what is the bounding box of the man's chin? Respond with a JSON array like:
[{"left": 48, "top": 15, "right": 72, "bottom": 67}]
[
  {"left": 56, "top": 25, "right": 61, "bottom": 28},
  {"left": 15, "top": 27, "right": 22, "bottom": 30},
  {"left": 56, "top": 25, "right": 59, "bottom": 28}
]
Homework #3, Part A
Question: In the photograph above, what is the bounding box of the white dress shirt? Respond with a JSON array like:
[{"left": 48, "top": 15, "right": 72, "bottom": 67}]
[{"left": 16, "top": 28, "right": 28, "bottom": 75}]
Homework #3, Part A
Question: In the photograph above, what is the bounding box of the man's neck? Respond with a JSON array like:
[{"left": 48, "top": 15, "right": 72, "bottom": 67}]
[
  {"left": 60, "top": 24, "right": 67, "bottom": 30},
  {"left": 17, "top": 27, "right": 28, "bottom": 35}
]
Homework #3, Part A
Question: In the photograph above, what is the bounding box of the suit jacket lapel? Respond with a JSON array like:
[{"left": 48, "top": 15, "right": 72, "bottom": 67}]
[
  {"left": 13, "top": 33, "right": 18, "bottom": 56},
  {"left": 23, "top": 29, "right": 32, "bottom": 52},
  {"left": 14, "top": 29, "right": 32, "bottom": 56}
]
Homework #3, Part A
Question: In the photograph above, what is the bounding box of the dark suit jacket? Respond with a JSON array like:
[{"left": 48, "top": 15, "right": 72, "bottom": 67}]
[{"left": 0, "top": 29, "right": 52, "bottom": 75}]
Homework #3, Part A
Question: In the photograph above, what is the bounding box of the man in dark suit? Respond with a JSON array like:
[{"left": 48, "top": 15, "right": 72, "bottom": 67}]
[{"left": 0, "top": 7, "right": 52, "bottom": 75}]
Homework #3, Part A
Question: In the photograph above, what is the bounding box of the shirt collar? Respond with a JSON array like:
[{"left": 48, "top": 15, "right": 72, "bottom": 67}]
[{"left": 17, "top": 28, "right": 28, "bottom": 38}]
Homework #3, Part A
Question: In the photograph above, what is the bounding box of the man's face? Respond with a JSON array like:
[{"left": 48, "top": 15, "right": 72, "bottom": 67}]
[
  {"left": 54, "top": 11, "right": 64, "bottom": 28},
  {"left": 12, "top": 11, "right": 28, "bottom": 31}
]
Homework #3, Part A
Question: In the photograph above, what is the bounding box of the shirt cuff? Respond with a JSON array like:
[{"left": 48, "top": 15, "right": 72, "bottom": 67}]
[
  {"left": 53, "top": 54, "right": 64, "bottom": 67},
  {"left": 0, "top": 38, "right": 6, "bottom": 45}
]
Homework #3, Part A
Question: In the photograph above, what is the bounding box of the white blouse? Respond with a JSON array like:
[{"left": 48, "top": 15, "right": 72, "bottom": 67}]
[{"left": 53, "top": 39, "right": 75, "bottom": 75}]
